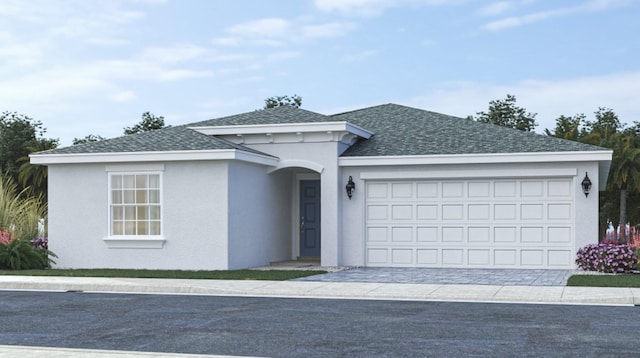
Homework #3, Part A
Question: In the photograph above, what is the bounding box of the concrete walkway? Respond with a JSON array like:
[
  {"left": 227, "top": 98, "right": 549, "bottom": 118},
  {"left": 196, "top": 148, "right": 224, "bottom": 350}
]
[
  {"left": 0, "top": 274, "right": 638, "bottom": 357},
  {"left": 0, "top": 274, "right": 637, "bottom": 305}
]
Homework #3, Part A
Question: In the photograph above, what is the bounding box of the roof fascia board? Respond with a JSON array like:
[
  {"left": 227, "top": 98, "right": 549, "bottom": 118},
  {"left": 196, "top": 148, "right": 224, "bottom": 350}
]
[
  {"left": 30, "top": 149, "right": 279, "bottom": 166},
  {"left": 360, "top": 167, "right": 578, "bottom": 180},
  {"left": 190, "top": 121, "right": 373, "bottom": 139},
  {"left": 338, "top": 150, "right": 613, "bottom": 166}
]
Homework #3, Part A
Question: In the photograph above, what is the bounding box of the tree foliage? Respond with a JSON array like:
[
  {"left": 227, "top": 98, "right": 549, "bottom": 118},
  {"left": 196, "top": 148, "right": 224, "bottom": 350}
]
[
  {"left": 18, "top": 138, "right": 58, "bottom": 202},
  {"left": 472, "top": 94, "right": 538, "bottom": 132},
  {"left": 0, "top": 112, "right": 58, "bottom": 195},
  {"left": 124, "top": 112, "right": 166, "bottom": 135},
  {"left": 73, "top": 134, "right": 106, "bottom": 145},
  {"left": 546, "top": 108, "right": 640, "bottom": 242},
  {"left": 264, "top": 95, "right": 302, "bottom": 109}
]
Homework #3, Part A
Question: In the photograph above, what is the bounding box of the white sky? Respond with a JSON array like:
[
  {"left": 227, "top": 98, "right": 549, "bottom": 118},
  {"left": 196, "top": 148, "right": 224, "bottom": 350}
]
[{"left": 1, "top": 0, "right": 638, "bottom": 145}]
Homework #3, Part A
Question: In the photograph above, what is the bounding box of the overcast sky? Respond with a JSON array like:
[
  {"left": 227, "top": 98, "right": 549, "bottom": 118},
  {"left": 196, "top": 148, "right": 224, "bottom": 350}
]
[{"left": 1, "top": 0, "right": 639, "bottom": 145}]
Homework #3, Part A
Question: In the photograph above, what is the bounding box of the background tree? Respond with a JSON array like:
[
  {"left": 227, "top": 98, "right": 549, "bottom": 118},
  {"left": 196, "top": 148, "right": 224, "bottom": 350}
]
[
  {"left": 124, "top": 112, "right": 166, "bottom": 135},
  {"left": 543, "top": 114, "right": 585, "bottom": 141},
  {"left": 264, "top": 95, "right": 302, "bottom": 109},
  {"left": 605, "top": 133, "right": 640, "bottom": 240},
  {"left": 545, "top": 108, "right": 640, "bottom": 243},
  {"left": 18, "top": 138, "right": 58, "bottom": 203},
  {"left": 0, "top": 112, "right": 58, "bottom": 192},
  {"left": 471, "top": 94, "right": 537, "bottom": 132},
  {"left": 73, "top": 134, "right": 106, "bottom": 145}
]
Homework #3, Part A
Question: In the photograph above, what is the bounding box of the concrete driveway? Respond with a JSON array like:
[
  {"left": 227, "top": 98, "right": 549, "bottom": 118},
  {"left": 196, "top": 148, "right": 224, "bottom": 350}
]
[{"left": 295, "top": 267, "right": 576, "bottom": 286}]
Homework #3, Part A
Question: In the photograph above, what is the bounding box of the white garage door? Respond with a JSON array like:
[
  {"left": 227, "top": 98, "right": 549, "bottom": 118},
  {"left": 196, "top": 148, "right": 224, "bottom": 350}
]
[{"left": 365, "top": 178, "right": 574, "bottom": 268}]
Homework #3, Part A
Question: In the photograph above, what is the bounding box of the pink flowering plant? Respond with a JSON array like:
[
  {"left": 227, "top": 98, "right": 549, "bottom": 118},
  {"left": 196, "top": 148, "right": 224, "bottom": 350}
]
[
  {"left": 575, "top": 243, "right": 638, "bottom": 273},
  {"left": 0, "top": 229, "right": 13, "bottom": 246}
]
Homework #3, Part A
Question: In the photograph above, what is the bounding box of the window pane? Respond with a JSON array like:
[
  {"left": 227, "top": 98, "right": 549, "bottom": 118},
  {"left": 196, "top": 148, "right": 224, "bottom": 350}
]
[
  {"left": 112, "top": 221, "right": 123, "bottom": 235},
  {"left": 149, "top": 221, "right": 161, "bottom": 235},
  {"left": 137, "top": 221, "right": 148, "bottom": 235},
  {"left": 124, "top": 206, "right": 135, "bottom": 220},
  {"left": 135, "top": 175, "right": 147, "bottom": 189},
  {"left": 123, "top": 175, "right": 135, "bottom": 189},
  {"left": 149, "top": 175, "right": 160, "bottom": 189},
  {"left": 137, "top": 206, "right": 148, "bottom": 220},
  {"left": 149, "top": 206, "right": 160, "bottom": 220},
  {"left": 112, "top": 206, "right": 123, "bottom": 220},
  {"left": 125, "top": 221, "right": 136, "bottom": 235},
  {"left": 149, "top": 190, "right": 160, "bottom": 204},
  {"left": 136, "top": 190, "right": 147, "bottom": 204},
  {"left": 112, "top": 175, "right": 122, "bottom": 189},
  {"left": 123, "top": 190, "right": 135, "bottom": 204},
  {"left": 112, "top": 190, "right": 122, "bottom": 204}
]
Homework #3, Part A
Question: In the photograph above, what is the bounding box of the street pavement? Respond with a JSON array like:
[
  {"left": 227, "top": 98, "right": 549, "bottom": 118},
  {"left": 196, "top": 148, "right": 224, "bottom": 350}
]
[
  {"left": 2, "top": 291, "right": 639, "bottom": 357},
  {"left": 0, "top": 270, "right": 638, "bottom": 357}
]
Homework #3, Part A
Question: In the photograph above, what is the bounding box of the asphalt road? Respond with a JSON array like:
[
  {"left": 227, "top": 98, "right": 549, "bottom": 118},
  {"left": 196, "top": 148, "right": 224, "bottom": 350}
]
[{"left": 0, "top": 291, "right": 639, "bottom": 357}]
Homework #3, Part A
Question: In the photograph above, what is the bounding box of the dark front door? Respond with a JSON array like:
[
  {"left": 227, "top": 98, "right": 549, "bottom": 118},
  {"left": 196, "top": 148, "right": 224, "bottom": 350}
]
[{"left": 300, "top": 180, "right": 321, "bottom": 257}]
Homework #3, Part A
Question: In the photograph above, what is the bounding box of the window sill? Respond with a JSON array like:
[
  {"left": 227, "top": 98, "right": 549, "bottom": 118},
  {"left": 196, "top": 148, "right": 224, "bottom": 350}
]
[{"left": 103, "top": 237, "right": 165, "bottom": 249}]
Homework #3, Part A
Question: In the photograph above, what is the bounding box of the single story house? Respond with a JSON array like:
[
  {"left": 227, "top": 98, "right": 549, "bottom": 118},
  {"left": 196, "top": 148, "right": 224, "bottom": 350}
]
[{"left": 31, "top": 104, "right": 612, "bottom": 270}]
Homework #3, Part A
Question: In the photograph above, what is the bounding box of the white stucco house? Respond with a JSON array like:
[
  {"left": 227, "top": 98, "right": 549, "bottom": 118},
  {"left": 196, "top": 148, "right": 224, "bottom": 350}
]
[{"left": 31, "top": 104, "right": 612, "bottom": 270}]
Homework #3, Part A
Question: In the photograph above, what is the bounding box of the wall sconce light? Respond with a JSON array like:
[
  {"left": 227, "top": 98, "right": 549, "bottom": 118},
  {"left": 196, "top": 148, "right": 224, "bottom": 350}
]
[
  {"left": 345, "top": 176, "right": 355, "bottom": 200},
  {"left": 581, "top": 172, "right": 592, "bottom": 197}
]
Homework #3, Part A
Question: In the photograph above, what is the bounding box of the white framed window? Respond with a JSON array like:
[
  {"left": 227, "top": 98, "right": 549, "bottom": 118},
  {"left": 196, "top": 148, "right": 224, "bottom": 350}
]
[{"left": 109, "top": 173, "right": 161, "bottom": 236}]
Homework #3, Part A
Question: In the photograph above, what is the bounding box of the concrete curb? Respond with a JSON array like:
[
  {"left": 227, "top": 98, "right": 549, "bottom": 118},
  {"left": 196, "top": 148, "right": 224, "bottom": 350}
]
[{"left": 0, "top": 275, "right": 637, "bottom": 306}]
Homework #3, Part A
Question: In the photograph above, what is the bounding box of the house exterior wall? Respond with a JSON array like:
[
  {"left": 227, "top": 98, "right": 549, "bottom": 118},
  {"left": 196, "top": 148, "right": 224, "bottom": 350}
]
[
  {"left": 340, "top": 161, "right": 601, "bottom": 268},
  {"left": 48, "top": 161, "right": 231, "bottom": 270},
  {"left": 227, "top": 161, "right": 292, "bottom": 269}
]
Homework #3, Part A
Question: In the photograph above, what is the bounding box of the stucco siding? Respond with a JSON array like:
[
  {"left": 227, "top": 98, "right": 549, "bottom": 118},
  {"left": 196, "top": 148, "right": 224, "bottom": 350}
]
[
  {"left": 48, "top": 161, "right": 230, "bottom": 270},
  {"left": 227, "top": 161, "right": 292, "bottom": 269}
]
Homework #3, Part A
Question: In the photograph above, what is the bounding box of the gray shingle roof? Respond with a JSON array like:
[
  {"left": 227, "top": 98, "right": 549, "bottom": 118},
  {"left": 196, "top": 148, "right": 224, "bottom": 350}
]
[
  {"left": 40, "top": 104, "right": 605, "bottom": 158},
  {"left": 331, "top": 104, "right": 605, "bottom": 156},
  {"left": 189, "top": 106, "right": 331, "bottom": 126},
  {"left": 40, "top": 126, "right": 272, "bottom": 157}
]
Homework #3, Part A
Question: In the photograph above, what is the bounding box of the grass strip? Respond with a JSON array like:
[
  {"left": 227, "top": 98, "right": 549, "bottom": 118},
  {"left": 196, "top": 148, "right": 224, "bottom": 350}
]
[
  {"left": 0, "top": 269, "right": 327, "bottom": 281},
  {"left": 567, "top": 274, "right": 640, "bottom": 287}
]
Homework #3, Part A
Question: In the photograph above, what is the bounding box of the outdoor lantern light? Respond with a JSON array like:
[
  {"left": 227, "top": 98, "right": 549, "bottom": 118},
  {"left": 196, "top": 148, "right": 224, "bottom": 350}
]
[
  {"left": 345, "top": 176, "right": 355, "bottom": 199},
  {"left": 581, "top": 172, "right": 592, "bottom": 197}
]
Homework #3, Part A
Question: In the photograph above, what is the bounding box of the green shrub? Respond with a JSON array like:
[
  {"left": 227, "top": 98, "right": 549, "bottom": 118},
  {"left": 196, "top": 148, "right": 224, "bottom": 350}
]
[{"left": 0, "top": 239, "right": 56, "bottom": 270}]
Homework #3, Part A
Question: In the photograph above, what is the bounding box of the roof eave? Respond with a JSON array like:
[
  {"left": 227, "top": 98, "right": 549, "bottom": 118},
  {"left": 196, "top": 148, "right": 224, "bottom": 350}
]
[
  {"left": 29, "top": 149, "right": 279, "bottom": 166},
  {"left": 338, "top": 150, "right": 613, "bottom": 166},
  {"left": 190, "top": 121, "right": 373, "bottom": 139}
]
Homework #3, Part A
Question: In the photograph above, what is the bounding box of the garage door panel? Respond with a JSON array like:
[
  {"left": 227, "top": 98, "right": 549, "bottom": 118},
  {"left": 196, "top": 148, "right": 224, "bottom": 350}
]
[
  {"left": 365, "top": 178, "right": 574, "bottom": 268},
  {"left": 521, "top": 227, "right": 544, "bottom": 243},
  {"left": 468, "top": 204, "right": 490, "bottom": 220},
  {"left": 468, "top": 182, "right": 490, "bottom": 197},
  {"left": 442, "top": 182, "right": 464, "bottom": 197},
  {"left": 416, "top": 182, "right": 438, "bottom": 198},
  {"left": 417, "top": 249, "right": 438, "bottom": 264},
  {"left": 417, "top": 227, "right": 438, "bottom": 242},
  {"left": 392, "top": 183, "right": 412, "bottom": 198},
  {"left": 521, "top": 180, "right": 544, "bottom": 197},
  {"left": 468, "top": 249, "right": 490, "bottom": 265},
  {"left": 417, "top": 205, "right": 438, "bottom": 220},
  {"left": 468, "top": 227, "right": 490, "bottom": 242},
  {"left": 391, "top": 227, "right": 413, "bottom": 242},
  {"left": 392, "top": 205, "right": 413, "bottom": 220}
]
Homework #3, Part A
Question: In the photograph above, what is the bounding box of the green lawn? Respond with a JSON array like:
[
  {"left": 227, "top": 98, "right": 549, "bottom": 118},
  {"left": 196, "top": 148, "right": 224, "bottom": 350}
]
[
  {"left": 567, "top": 274, "right": 640, "bottom": 287},
  {"left": 0, "top": 269, "right": 327, "bottom": 281}
]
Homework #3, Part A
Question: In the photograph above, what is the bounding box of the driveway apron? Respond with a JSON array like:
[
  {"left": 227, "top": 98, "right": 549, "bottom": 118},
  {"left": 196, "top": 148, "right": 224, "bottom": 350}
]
[{"left": 294, "top": 268, "right": 574, "bottom": 286}]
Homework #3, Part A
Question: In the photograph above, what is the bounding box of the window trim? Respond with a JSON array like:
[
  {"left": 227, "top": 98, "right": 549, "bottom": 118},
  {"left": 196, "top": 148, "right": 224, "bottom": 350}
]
[{"left": 105, "top": 170, "right": 165, "bottom": 249}]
